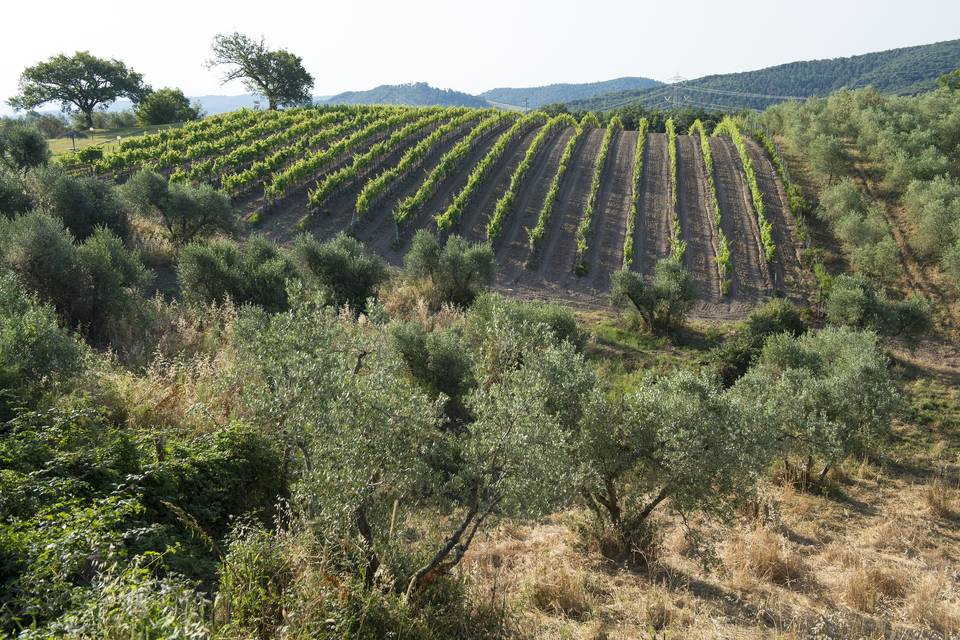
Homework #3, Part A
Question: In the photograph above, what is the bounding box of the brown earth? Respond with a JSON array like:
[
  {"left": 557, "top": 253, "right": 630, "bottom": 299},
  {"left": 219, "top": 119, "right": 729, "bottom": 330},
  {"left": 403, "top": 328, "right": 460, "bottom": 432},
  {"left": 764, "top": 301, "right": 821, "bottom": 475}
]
[
  {"left": 634, "top": 133, "right": 672, "bottom": 277},
  {"left": 243, "top": 124, "right": 803, "bottom": 321},
  {"left": 677, "top": 134, "right": 722, "bottom": 306},
  {"left": 582, "top": 129, "right": 638, "bottom": 292},
  {"left": 711, "top": 137, "right": 773, "bottom": 305},
  {"left": 504, "top": 128, "right": 604, "bottom": 302},
  {"left": 496, "top": 127, "right": 575, "bottom": 283},
  {"left": 458, "top": 125, "right": 543, "bottom": 244}
]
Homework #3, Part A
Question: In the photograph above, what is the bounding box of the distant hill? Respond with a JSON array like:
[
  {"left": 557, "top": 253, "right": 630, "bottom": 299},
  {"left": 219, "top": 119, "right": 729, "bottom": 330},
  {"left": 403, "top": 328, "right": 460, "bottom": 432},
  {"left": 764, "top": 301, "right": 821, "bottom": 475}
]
[
  {"left": 322, "top": 82, "right": 489, "bottom": 108},
  {"left": 480, "top": 77, "right": 662, "bottom": 109},
  {"left": 568, "top": 39, "right": 960, "bottom": 112}
]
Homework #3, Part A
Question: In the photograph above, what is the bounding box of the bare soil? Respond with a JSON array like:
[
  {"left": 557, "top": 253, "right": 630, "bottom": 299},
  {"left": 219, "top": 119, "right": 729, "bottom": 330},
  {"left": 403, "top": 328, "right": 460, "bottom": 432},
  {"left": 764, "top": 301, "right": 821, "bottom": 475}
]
[
  {"left": 510, "top": 128, "right": 604, "bottom": 299},
  {"left": 677, "top": 135, "right": 722, "bottom": 305},
  {"left": 711, "top": 137, "right": 773, "bottom": 305},
  {"left": 496, "top": 127, "right": 574, "bottom": 283},
  {"left": 458, "top": 125, "right": 543, "bottom": 244},
  {"left": 634, "top": 133, "right": 672, "bottom": 277},
  {"left": 582, "top": 130, "right": 638, "bottom": 292}
]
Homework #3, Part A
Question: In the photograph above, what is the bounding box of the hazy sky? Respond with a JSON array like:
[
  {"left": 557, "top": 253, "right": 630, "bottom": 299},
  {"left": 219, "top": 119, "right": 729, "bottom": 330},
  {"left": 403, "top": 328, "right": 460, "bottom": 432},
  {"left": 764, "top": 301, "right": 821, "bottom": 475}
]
[{"left": 1, "top": 0, "right": 957, "bottom": 113}]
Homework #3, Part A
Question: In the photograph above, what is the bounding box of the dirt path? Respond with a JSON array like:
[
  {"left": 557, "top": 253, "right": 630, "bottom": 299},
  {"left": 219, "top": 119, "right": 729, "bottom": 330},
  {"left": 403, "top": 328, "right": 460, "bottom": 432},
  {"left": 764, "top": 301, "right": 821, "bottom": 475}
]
[
  {"left": 497, "top": 126, "right": 574, "bottom": 284},
  {"left": 711, "top": 137, "right": 773, "bottom": 303},
  {"left": 677, "top": 135, "right": 722, "bottom": 304},
  {"left": 523, "top": 128, "right": 604, "bottom": 293},
  {"left": 458, "top": 125, "right": 543, "bottom": 244},
  {"left": 743, "top": 138, "right": 798, "bottom": 295},
  {"left": 636, "top": 133, "right": 671, "bottom": 277},
  {"left": 583, "top": 130, "right": 638, "bottom": 292}
]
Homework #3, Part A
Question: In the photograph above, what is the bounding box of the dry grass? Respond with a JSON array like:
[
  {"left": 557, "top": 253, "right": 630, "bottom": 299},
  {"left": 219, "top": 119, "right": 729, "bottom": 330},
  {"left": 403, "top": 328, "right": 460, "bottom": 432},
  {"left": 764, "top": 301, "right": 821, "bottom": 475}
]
[
  {"left": 924, "top": 478, "right": 956, "bottom": 519},
  {"left": 843, "top": 564, "right": 909, "bottom": 613},
  {"left": 724, "top": 528, "right": 811, "bottom": 589}
]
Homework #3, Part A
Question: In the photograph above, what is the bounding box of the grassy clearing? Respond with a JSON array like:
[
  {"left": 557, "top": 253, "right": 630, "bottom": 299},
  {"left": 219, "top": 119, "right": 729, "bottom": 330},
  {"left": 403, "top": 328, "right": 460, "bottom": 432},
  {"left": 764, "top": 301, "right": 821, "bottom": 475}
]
[{"left": 48, "top": 123, "right": 178, "bottom": 157}]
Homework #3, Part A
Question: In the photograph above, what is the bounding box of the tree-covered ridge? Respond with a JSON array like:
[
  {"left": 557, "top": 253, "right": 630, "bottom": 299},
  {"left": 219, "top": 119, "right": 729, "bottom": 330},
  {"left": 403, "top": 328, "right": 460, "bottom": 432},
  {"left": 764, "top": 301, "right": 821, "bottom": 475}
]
[
  {"left": 480, "top": 76, "right": 662, "bottom": 108},
  {"left": 568, "top": 38, "right": 960, "bottom": 111},
  {"left": 323, "top": 82, "right": 490, "bottom": 108}
]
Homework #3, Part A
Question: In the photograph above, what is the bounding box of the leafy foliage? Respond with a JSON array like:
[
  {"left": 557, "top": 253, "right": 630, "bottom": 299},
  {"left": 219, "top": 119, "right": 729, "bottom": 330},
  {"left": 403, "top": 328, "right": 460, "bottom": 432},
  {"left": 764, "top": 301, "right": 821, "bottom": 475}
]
[
  {"left": 177, "top": 236, "right": 295, "bottom": 312},
  {"left": 611, "top": 259, "right": 694, "bottom": 331},
  {"left": 207, "top": 33, "right": 314, "bottom": 110},
  {"left": 403, "top": 231, "right": 495, "bottom": 307},
  {"left": 135, "top": 87, "right": 201, "bottom": 126},
  {"left": 8, "top": 51, "right": 148, "bottom": 129}
]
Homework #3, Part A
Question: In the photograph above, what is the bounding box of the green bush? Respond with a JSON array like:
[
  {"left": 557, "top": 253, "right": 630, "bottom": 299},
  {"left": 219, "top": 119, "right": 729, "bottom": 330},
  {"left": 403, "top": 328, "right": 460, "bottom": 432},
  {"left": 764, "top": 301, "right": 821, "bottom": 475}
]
[
  {"left": 0, "top": 273, "right": 82, "bottom": 418},
  {"left": 611, "top": 259, "right": 694, "bottom": 332},
  {"left": 465, "top": 292, "right": 585, "bottom": 351},
  {"left": 710, "top": 299, "right": 806, "bottom": 387},
  {"left": 734, "top": 326, "right": 899, "bottom": 483},
  {"left": 825, "top": 274, "right": 931, "bottom": 341},
  {"left": 0, "top": 212, "right": 148, "bottom": 342},
  {"left": 177, "top": 236, "right": 295, "bottom": 312},
  {"left": 0, "top": 124, "right": 49, "bottom": 173},
  {"left": 135, "top": 87, "right": 201, "bottom": 126},
  {"left": 404, "top": 231, "right": 495, "bottom": 307},
  {"left": 0, "top": 173, "right": 33, "bottom": 216},
  {"left": 30, "top": 168, "right": 127, "bottom": 240},
  {"left": 292, "top": 233, "right": 386, "bottom": 312}
]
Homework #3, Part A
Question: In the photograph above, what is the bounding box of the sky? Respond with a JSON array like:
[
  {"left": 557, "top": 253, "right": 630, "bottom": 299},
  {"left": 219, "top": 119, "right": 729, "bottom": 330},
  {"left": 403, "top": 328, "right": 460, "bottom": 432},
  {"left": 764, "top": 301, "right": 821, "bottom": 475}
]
[{"left": 1, "top": 0, "right": 957, "bottom": 114}]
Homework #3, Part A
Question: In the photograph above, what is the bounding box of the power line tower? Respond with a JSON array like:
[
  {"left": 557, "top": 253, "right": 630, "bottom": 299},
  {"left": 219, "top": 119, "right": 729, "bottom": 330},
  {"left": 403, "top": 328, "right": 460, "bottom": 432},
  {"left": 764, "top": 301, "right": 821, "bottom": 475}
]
[{"left": 666, "top": 75, "right": 687, "bottom": 108}]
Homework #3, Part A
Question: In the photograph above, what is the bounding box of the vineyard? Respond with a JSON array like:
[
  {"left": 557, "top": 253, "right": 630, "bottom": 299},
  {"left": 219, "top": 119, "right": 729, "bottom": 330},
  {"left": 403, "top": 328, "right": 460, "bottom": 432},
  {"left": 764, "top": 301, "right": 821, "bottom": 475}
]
[{"left": 89, "top": 104, "right": 801, "bottom": 315}]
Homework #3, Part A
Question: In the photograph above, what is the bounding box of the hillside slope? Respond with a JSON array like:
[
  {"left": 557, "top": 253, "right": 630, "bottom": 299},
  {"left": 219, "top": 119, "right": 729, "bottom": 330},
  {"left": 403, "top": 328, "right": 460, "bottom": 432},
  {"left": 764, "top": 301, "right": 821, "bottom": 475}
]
[
  {"left": 322, "top": 82, "right": 489, "bottom": 108},
  {"left": 569, "top": 39, "right": 960, "bottom": 111},
  {"left": 481, "top": 77, "right": 662, "bottom": 108}
]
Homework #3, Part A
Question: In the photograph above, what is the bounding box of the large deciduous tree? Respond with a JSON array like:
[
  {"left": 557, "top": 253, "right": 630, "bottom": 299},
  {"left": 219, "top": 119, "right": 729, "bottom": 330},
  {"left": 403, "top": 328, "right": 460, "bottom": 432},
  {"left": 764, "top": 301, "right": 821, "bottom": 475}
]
[
  {"left": 8, "top": 52, "right": 149, "bottom": 130},
  {"left": 207, "top": 33, "right": 314, "bottom": 110}
]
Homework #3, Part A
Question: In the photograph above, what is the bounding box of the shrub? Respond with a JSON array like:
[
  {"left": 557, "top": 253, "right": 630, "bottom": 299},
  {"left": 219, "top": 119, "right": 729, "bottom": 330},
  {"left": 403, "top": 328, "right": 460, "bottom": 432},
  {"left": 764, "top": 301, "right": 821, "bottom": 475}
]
[
  {"left": 74, "top": 227, "right": 151, "bottom": 343},
  {"left": 0, "top": 273, "right": 82, "bottom": 418},
  {"left": 825, "top": 274, "right": 931, "bottom": 342},
  {"left": 404, "top": 230, "right": 495, "bottom": 307},
  {"left": 0, "top": 124, "right": 49, "bottom": 174},
  {"left": 710, "top": 299, "right": 806, "bottom": 387},
  {"left": 30, "top": 168, "right": 127, "bottom": 240},
  {"left": 0, "top": 173, "right": 32, "bottom": 216},
  {"left": 734, "top": 326, "right": 899, "bottom": 483},
  {"left": 177, "top": 236, "right": 295, "bottom": 312},
  {"left": 389, "top": 321, "right": 474, "bottom": 402},
  {"left": 291, "top": 233, "right": 386, "bottom": 312},
  {"left": 135, "top": 87, "right": 201, "bottom": 126},
  {"left": 465, "top": 292, "right": 585, "bottom": 351},
  {"left": 0, "top": 211, "right": 79, "bottom": 313},
  {"left": 611, "top": 259, "right": 694, "bottom": 331}
]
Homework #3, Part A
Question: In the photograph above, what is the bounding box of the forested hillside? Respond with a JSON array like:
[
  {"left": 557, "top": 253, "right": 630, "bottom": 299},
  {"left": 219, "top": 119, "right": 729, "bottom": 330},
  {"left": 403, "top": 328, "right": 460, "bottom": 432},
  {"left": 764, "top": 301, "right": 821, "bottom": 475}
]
[
  {"left": 481, "top": 76, "right": 661, "bottom": 108},
  {"left": 568, "top": 38, "right": 960, "bottom": 111},
  {"left": 323, "top": 82, "right": 489, "bottom": 108}
]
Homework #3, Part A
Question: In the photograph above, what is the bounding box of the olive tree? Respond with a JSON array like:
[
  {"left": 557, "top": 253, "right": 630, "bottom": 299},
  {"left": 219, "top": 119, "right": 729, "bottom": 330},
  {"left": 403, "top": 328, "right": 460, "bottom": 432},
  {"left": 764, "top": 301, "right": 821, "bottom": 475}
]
[
  {"left": 233, "top": 291, "right": 591, "bottom": 596},
  {"left": 404, "top": 230, "right": 495, "bottom": 307},
  {"left": 611, "top": 259, "right": 694, "bottom": 331},
  {"left": 580, "top": 370, "right": 772, "bottom": 540},
  {"left": 733, "top": 327, "right": 899, "bottom": 485},
  {"left": 825, "top": 274, "right": 931, "bottom": 342},
  {"left": 291, "top": 233, "right": 386, "bottom": 311},
  {"left": 121, "top": 171, "right": 236, "bottom": 245}
]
